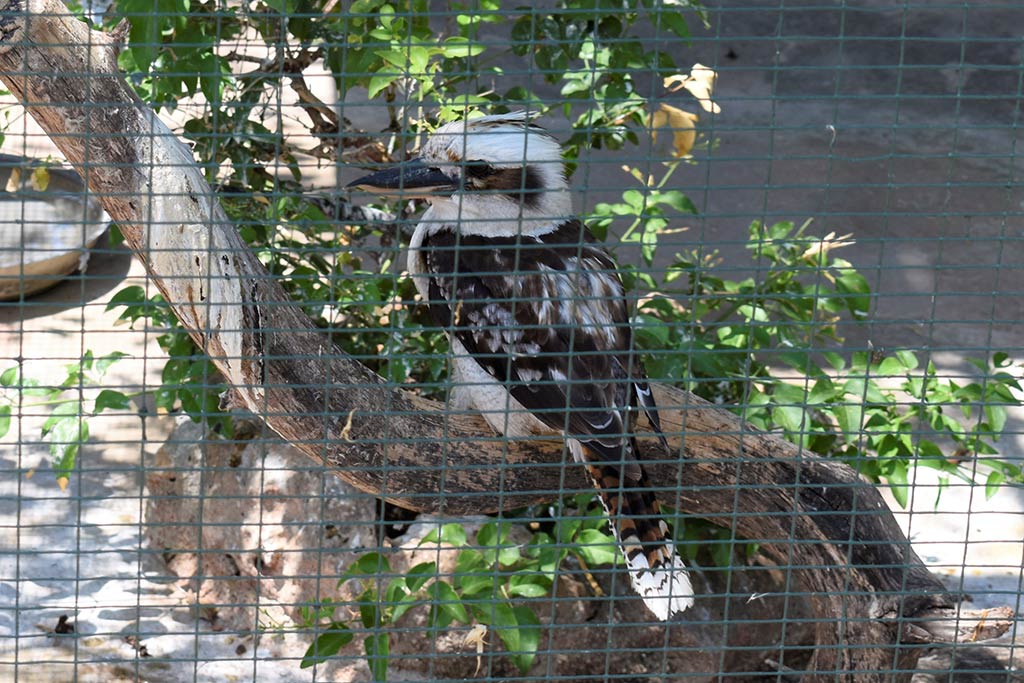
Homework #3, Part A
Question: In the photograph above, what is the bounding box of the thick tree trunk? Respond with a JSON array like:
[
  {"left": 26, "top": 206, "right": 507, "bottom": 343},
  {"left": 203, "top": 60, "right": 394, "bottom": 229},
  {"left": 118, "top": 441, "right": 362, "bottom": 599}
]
[{"left": 0, "top": 2, "right": 1008, "bottom": 680}]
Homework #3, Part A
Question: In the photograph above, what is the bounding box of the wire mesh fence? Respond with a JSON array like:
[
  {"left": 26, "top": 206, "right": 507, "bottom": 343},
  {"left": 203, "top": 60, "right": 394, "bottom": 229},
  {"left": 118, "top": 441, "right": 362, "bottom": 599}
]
[{"left": 0, "top": 1, "right": 1022, "bottom": 681}]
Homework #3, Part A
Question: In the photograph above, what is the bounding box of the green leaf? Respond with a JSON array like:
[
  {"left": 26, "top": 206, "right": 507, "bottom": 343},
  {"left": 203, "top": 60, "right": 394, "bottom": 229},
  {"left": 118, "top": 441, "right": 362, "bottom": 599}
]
[
  {"left": 0, "top": 404, "right": 10, "bottom": 439},
  {"left": 42, "top": 401, "right": 78, "bottom": 434},
  {"left": 384, "top": 577, "right": 408, "bottom": 607},
  {"left": 375, "top": 48, "right": 409, "bottom": 70},
  {"left": 658, "top": 9, "right": 691, "bottom": 38},
  {"left": 966, "top": 357, "right": 991, "bottom": 374},
  {"left": 49, "top": 414, "right": 88, "bottom": 481},
  {"left": 574, "top": 528, "right": 619, "bottom": 566},
  {"left": 507, "top": 574, "right": 550, "bottom": 598},
  {"left": 807, "top": 376, "right": 837, "bottom": 404},
  {"left": 94, "top": 390, "right": 131, "bottom": 413},
  {"left": 843, "top": 378, "right": 889, "bottom": 405},
  {"left": 359, "top": 600, "right": 380, "bottom": 630},
  {"left": 420, "top": 523, "right": 467, "bottom": 547},
  {"left": 339, "top": 552, "right": 392, "bottom": 586},
  {"left": 378, "top": 4, "right": 394, "bottom": 28},
  {"left": 431, "top": 580, "right": 469, "bottom": 624},
  {"left": 441, "top": 36, "right": 485, "bottom": 58},
  {"left": 480, "top": 603, "right": 540, "bottom": 674},
  {"left": 367, "top": 73, "right": 399, "bottom": 99},
  {"left": 985, "top": 470, "right": 1005, "bottom": 500},
  {"left": 95, "top": 351, "right": 129, "bottom": 376},
  {"left": 894, "top": 349, "right": 919, "bottom": 371},
  {"left": 887, "top": 461, "right": 909, "bottom": 508},
  {"left": 477, "top": 521, "right": 514, "bottom": 565},
  {"left": 455, "top": 547, "right": 484, "bottom": 573},
  {"left": 622, "top": 189, "right": 645, "bottom": 211},
  {"left": 876, "top": 356, "right": 906, "bottom": 377},
  {"left": 390, "top": 593, "right": 420, "bottom": 623},
  {"left": 198, "top": 53, "right": 223, "bottom": 104},
  {"left": 301, "top": 625, "right": 354, "bottom": 668},
  {"left": 771, "top": 404, "right": 806, "bottom": 433},
  {"left": 459, "top": 576, "right": 495, "bottom": 599},
  {"left": 106, "top": 285, "right": 147, "bottom": 311},
  {"left": 510, "top": 606, "right": 541, "bottom": 672},
  {"left": 408, "top": 46, "right": 432, "bottom": 74},
  {"left": 364, "top": 632, "right": 389, "bottom": 682},
  {"left": 834, "top": 269, "right": 871, "bottom": 319},
  {"left": 984, "top": 403, "right": 1008, "bottom": 434},
  {"left": 822, "top": 352, "right": 846, "bottom": 371},
  {"left": 917, "top": 439, "right": 945, "bottom": 459},
  {"left": 0, "top": 366, "right": 18, "bottom": 386},
  {"left": 404, "top": 561, "right": 437, "bottom": 593},
  {"left": 534, "top": 541, "right": 567, "bottom": 576},
  {"left": 655, "top": 189, "right": 698, "bottom": 214},
  {"left": 476, "top": 521, "right": 505, "bottom": 548}
]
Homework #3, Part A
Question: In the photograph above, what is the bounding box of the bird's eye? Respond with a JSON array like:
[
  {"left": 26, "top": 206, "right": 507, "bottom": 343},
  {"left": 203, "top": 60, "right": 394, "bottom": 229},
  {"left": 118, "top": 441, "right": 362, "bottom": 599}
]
[{"left": 464, "top": 159, "right": 495, "bottom": 180}]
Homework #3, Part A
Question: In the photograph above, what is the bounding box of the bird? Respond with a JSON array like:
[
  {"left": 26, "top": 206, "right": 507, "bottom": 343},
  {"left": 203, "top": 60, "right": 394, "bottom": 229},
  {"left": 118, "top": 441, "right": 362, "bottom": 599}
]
[{"left": 347, "top": 111, "right": 693, "bottom": 620}]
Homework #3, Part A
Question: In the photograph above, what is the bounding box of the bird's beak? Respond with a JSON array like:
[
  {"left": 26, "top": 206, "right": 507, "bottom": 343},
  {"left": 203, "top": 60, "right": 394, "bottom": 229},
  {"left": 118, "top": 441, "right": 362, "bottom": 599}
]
[{"left": 346, "top": 158, "right": 457, "bottom": 198}]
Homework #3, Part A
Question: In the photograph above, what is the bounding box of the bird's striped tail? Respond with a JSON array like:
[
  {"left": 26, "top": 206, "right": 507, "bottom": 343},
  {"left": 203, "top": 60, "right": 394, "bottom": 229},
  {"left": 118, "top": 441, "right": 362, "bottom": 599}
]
[{"left": 581, "top": 448, "right": 694, "bottom": 620}]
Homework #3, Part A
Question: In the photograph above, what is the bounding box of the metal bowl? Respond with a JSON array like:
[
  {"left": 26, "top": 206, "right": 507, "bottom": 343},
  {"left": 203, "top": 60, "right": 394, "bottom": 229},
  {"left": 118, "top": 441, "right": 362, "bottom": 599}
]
[{"left": 0, "top": 156, "right": 110, "bottom": 301}]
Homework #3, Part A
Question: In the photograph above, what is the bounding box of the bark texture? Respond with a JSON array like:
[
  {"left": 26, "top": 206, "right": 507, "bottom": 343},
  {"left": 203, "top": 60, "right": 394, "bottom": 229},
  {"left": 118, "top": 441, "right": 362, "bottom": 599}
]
[{"left": 0, "top": 3, "right": 1008, "bottom": 680}]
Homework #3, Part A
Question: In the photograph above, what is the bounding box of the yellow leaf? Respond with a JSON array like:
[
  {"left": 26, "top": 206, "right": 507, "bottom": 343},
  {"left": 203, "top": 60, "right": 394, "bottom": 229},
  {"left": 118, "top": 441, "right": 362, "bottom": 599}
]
[
  {"left": 31, "top": 167, "right": 50, "bottom": 192},
  {"left": 664, "top": 62, "right": 721, "bottom": 114},
  {"left": 5, "top": 167, "right": 21, "bottom": 193},
  {"left": 650, "top": 104, "right": 699, "bottom": 158},
  {"left": 57, "top": 476, "right": 69, "bottom": 492}
]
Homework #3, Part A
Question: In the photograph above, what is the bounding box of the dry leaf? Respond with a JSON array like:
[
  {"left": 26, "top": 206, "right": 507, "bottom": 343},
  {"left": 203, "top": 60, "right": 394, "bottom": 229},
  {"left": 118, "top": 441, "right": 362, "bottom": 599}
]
[
  {"left": 969, "top": 609, "right": 990, "bottom": 643},
  {"left": 650, "top": 103, "right": 699, "bottom": 158},
  {"left": 339, "top": 408, "right": 356, "bottom": 442},
  {"left": 463, "top": 624, "right": 488, "bottom": 676},
  {"left": 621, "top": 164, "right": 646, "bottom": 183},
  {"left": 5, "top": 166, "right": 21, "bottom": 193},
  {"left": 801, "top": 231, "right": 855, "bottom": 262},
  {"left": 664, "top": 62, "right": 721, "bottom": 114}
]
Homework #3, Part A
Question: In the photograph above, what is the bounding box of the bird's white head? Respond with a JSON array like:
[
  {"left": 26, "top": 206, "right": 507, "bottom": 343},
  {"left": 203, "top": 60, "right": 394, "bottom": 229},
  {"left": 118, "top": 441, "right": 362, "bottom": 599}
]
[{"left": 348, "top": 112, "right": 572, "bottom": 237}]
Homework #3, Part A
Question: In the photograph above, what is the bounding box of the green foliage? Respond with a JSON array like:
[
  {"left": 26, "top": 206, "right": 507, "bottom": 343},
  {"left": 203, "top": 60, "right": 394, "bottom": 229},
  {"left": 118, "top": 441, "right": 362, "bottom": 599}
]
[
  {"left": 625, "top": 210, "right": 1023, "bottom": 506},
  {"left": 115, "top": 0, "right": 233, "bottom": 108},
  {"left": 0, "top": 352, "right": 129, "bottom": 484},
  {"left": 106, "top": 286, "right": 232, "bottom": 436},
  {"left": 297, "top": 502, "right": 625, "bottom": 677},
  {"left": 511, "top": 0, "right": 707, "bottom": 164}
]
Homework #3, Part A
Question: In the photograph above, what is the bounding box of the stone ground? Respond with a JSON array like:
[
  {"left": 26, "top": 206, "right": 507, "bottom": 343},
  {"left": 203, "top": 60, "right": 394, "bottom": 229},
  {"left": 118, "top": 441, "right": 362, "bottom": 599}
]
[{"left": 2, "top": 1, "right": 1023, "bottom": 680}]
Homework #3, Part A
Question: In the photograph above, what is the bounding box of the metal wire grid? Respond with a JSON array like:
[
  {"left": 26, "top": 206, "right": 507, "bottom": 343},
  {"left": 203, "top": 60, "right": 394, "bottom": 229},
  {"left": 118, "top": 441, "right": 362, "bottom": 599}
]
[{"left": 0, "top": 1, "right": 1021, "bottom": 681}]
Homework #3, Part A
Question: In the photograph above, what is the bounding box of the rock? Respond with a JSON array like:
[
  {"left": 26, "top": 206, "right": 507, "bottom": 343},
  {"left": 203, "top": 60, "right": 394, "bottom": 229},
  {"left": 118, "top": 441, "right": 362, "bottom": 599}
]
[{"left": 146, "top": 417, "right": 380, "bottom": 679}]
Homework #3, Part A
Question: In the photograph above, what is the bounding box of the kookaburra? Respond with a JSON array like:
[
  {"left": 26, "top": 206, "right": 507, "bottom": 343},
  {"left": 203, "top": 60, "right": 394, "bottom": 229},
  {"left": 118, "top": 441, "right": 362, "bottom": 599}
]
[{"left": 348, "top": 112, "right": 693, "bottom": 619}]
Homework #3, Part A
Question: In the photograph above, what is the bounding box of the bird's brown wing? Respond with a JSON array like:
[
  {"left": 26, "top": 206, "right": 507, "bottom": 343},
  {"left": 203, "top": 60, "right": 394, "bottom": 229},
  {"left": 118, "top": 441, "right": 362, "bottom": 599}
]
[{"left": 422, "top": 221, "right": 641, "bottom": 467}]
